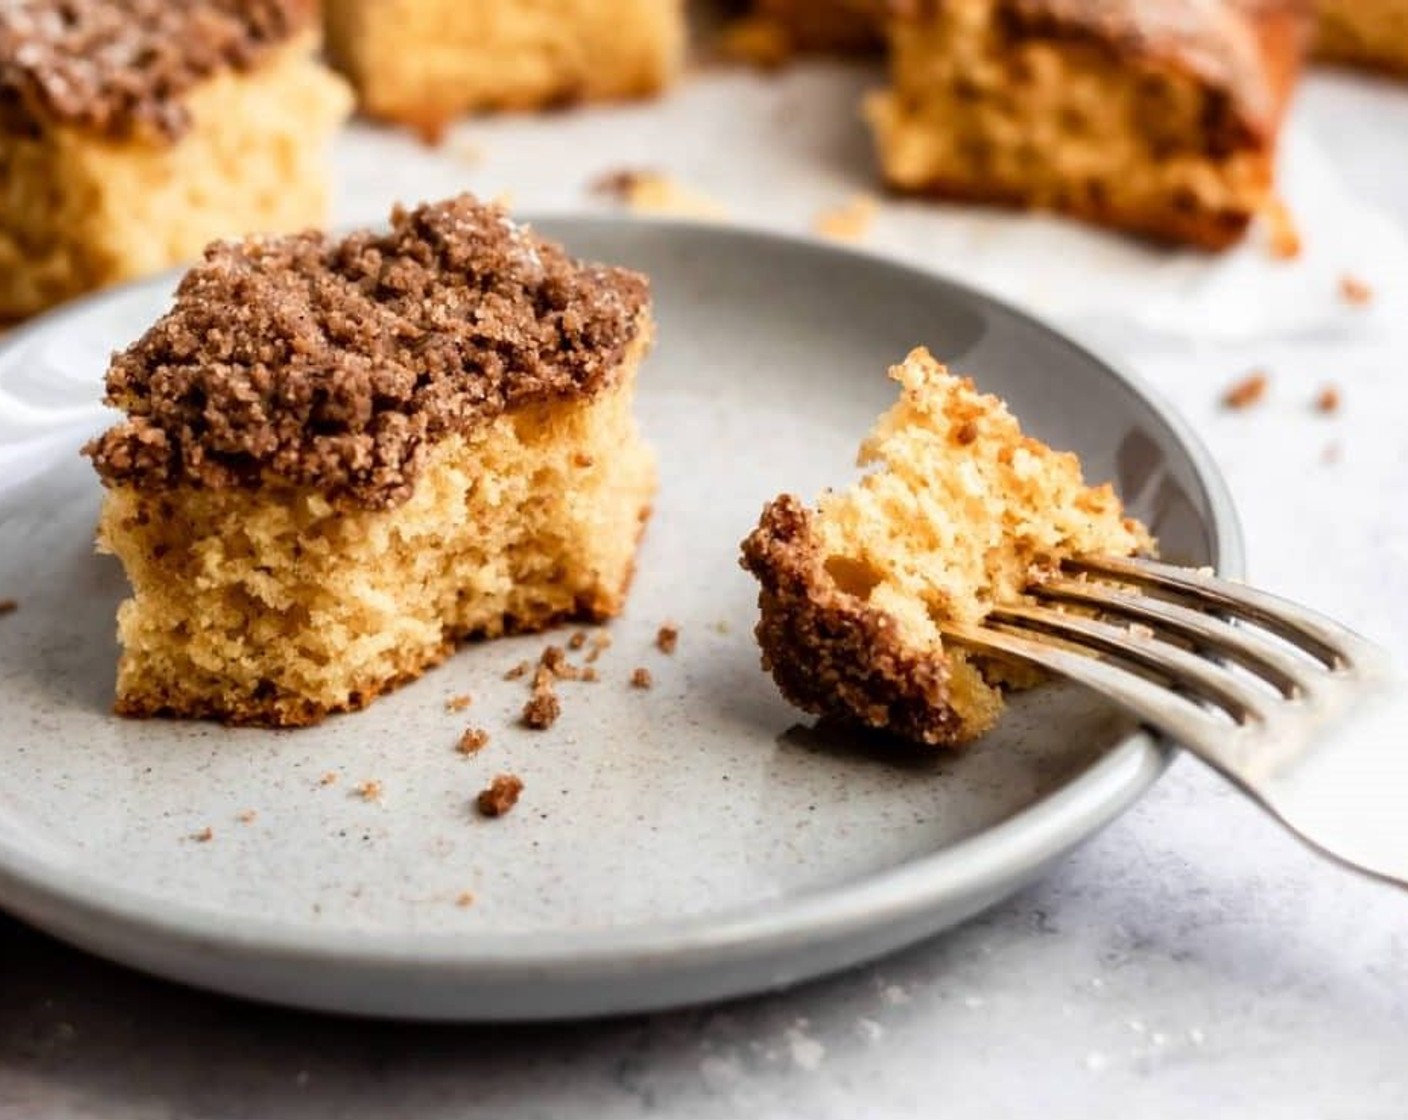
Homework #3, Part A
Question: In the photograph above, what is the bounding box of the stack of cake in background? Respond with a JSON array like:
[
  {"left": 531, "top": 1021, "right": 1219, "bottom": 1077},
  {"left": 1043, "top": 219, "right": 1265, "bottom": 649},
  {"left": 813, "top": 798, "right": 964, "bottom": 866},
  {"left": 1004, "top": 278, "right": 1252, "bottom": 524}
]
[{"left": 0, "top": 0, "right": 350, "bottom": 321}]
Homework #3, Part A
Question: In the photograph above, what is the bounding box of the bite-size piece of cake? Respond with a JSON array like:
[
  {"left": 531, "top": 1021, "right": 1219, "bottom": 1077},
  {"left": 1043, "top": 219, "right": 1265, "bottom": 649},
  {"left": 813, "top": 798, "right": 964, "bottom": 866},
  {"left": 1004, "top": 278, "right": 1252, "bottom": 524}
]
[
  {"left": 85, "top": 195, "right": 657, "bottom": 727},
  {"left": 0, "top": 0, "right": 351, "bottom": 321},
  {"left": 1317, "top": 0, "right": 1408, "bottom": 75},
  {"left": 740, "top": 348, "right": 1152, "bottom": 747},
  {"left": 322, "top": 0, "right": 685, "bottom": 139},
  {"left": 866, "top": 0, "right": 1309, "bottom": 250}
]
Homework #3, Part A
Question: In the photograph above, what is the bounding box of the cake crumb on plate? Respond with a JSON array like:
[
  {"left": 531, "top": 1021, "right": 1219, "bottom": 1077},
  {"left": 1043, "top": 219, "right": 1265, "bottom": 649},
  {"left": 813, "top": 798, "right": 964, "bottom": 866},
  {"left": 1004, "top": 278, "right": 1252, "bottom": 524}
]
[
  {"left": 236, "top": 810, "right": 257, "bottom": 824},
  {"left": 318, "top": 771, "right": 339, "bottom": 787},
  {"left": 477, "top": 774, "right": 524, "bottom": 818},
  {"left": 1314, "top": 385, "right": 1341, "bottom": 414},
  {"left": 631, "top": 667, "right": 654, "bottom": 689},
  {"left": 656, "top": 623, "right": 679, "bottom": 655},
  {"left": 522, "top": 686, "right": 561, "bottom": 730},
  {"left": 1263, "top": 196, "right": 1301, "bottom": 260},
  {"left": 190, "top": 826, "right": 214, "bottom": 843},
  {"left": 455, "top": 890, "right": 476, "bottom": 908},
  {"left": 568, "top": 630, "right": 588, "bottom": 650},
  {"left": 354, "top": 780, "right": 383, "bottom": 802},
  {"left": 504, "top": 660, "right": 532, "bottom": 681},
  {"left": 445, "top": 693, "right": 473, "bottom": 712}
]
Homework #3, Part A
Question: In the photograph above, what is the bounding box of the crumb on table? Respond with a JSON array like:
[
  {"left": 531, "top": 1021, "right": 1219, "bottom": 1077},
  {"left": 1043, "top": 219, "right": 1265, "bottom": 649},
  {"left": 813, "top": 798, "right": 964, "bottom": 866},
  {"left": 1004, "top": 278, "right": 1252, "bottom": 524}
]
[
  {"left": 355, "top": 779, "right": 383, "bottom": 802},
  {"left": 318, "top": 771, "right": 339, "bottom": 787},
  {"left": 585, "top": 632, "right": 612, "bottom": 664},
  {"left": 568, "top": 630, "right": 588, "bottom": 650},
  {"left": 582, "top": 666, "right": 599, "bottom": 683},
  {"left": 1339, "top": 274, "right": 1373, "bottom": 306},
  {"left": 631, "top": 667, "right": 654, "bottom": 690},
  {"left": 1263, "top": 197, "right": 1301, "bottom": 260},
  {"left": 656, "top": 623, "right": 679, "bottom": 655},
  {"left": 445, "top": 693, "right": 474, "bottom": 712},
  {"left": 1222, "top": 372, "right": 1269, "bottom": 410},
  {"left": 1314, "top": 385, "right": 1341, "bottom": 415},
  {"left": 504, "top": 660, "right": 532, "bottom": 681},
  {"left": 590, "top": 168, "right": 728, "bottom": 221},
  {"left": 455, "top": 891, "right": 476, "bottom": 908},
  {"left": 457, "top": 727, "right": 490, "bottom": 755},
  {"left": 813, "top": 194, "right": 878, "bottom": 243},
  {"left": 477, "top": 774, "right": 524, "bottom": 818},
  {"left": 191, "top": 826, "right": 214, "bottom": 843},
  {"left": 522, "top": 685, "right": 561, "bottom": 730},
  {"left": 236, "top": 810, "right": 257, "bottom": 825}
]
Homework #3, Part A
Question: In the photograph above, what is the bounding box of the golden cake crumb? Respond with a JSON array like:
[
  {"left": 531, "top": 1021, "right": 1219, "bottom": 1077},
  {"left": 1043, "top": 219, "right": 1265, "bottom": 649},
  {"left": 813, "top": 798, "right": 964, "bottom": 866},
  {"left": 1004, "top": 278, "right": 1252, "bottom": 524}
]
[
  {"left": 1264, "top": 197, "right": 1302, "bottom": 260},
  {"left": 813, "top": 195, "right": 879, "bottom": 243},
  {"left": 318, "top": 771, "right": 339, "bottom": 787},
  {"left": 477, "top": 774, "right": 524, "bottom": 818},
  {"left": 592, "top": 169, "right": 728, "bottom": 221},
  {"left": 1314, "top": 385, "right": 1341, "bottom": 415},
  {"left": 1223, "top": 372, "right": 1269, "bottom": 410},
  {"left": 445, "top": 693, "right": 474, "bottom": 712},
  {"left": 457, "top": 727, "right": 490, "bottom": 755},
  {"left": 568, "top": 630, "right": 589, "bottom": 650},
  {"left": 585, "top": 632, "right": 613, "bottom": 663},
  {"left": 1339, "top": 274, "right": 1373, "bottom": 306},
  {"left": 0, "top": 599, "right": 15, "bottom": 616},
  {"left": 522, "top": 683, "right": 561, "bottom": 730},
  {"left": 631, "top": 667, "right": 654, "bottom": 689},
  {"left": 455, "top": 890, "right": 476, "bottom": 908},
  {"left": 504, "top": 661, "right": 532, "bottom": 681},
  {"left": 656, "top": 623, "right": 679, "bottom": 655},
  {"left": 355, "top": 779, "right": 383, "bottom": 802},
  {"left": 582, "top": 666, "right": 600, "bottom": 683},
  {"left": 191, "top": 826, "right": 214, "bottom": 843},
  {"left": 236, "top": 809, "right": 258, "bottom": 824}
]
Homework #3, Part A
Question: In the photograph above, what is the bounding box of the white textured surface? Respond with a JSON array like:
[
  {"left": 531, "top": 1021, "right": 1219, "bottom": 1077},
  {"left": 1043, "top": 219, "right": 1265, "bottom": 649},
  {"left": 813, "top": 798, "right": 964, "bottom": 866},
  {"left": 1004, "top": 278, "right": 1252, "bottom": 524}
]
[{"left": 4, "top": 61, "right": 1408, "bottom": 1119}]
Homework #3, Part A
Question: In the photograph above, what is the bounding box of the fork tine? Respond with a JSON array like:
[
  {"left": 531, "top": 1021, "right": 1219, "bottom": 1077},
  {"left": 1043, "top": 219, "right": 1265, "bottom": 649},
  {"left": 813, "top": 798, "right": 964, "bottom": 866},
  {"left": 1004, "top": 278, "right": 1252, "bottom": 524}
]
[
  {"left": 1071, "top": 555, "right": 1382, "bottom": 673},
  {"left": 988, "top": 604, "right": 1273, "bottom": 722},
  {"left": 1034, "top": 577, "right": 1315, "bottom": 698},
  {"left": 943, "top": 620, "right": 1231, "bottom": 747}
]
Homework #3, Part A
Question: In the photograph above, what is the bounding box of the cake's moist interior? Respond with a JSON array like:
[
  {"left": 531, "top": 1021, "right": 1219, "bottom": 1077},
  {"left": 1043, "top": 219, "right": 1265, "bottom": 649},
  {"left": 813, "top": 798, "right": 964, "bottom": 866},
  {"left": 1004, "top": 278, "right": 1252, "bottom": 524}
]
[
  {"left": 870, "top": 0, "right": 1286, "bottom": 240},
  {"left": 84, "top": 194, "right": 649, "bottom": 508},
  {"left": 0, "top": 0, "right": 316, "bottom": 140},
  {"left": 810, "top": 348, "right": 1153, "bottom": 723}
]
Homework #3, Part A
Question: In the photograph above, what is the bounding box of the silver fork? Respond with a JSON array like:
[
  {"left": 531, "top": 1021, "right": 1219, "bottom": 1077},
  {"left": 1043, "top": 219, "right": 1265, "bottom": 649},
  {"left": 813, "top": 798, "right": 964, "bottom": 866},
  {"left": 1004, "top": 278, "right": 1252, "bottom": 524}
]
[{"left": 945, "top": 556, "right": 1408, "bottom": 889}]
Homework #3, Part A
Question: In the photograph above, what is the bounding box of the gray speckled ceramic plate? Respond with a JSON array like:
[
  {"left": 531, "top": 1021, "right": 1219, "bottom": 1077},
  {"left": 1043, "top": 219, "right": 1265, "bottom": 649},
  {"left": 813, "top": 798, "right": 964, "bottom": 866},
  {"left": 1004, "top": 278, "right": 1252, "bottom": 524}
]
[{"left": 0, "top": 218, "right": 1241, "bottom": 1021}]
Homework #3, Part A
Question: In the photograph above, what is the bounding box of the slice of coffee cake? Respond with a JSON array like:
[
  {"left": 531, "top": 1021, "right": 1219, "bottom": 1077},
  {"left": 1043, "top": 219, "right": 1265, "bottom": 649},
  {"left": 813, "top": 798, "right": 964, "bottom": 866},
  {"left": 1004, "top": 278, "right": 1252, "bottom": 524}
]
[
  {"left": 740, "top": 348, "right": 1151, "bottom": 747},
  {"left": 86, "top": 195, "right": 657, "bottom": 727}
]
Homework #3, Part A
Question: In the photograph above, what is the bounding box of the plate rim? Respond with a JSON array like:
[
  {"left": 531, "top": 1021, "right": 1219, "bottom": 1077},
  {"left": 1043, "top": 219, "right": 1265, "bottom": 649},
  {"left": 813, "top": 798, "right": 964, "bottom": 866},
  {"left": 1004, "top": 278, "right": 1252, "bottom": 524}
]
[{"left": 0, "top": 215, "right": 1244, "bottom": 1010}]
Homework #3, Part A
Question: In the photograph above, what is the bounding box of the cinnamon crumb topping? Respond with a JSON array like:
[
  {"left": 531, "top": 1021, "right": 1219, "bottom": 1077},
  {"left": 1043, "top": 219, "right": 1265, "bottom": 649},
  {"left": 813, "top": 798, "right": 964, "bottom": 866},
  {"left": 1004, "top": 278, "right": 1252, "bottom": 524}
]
[
  {"left": 85, "top": 195, "right": 649, "bottom": 508},
  {"left": 477, "top": 774, "right": 524, "bottom": 818},
  {"left": 457, "top": 727, "right": 490, "bottom": 755},
  {"left": 1222, "top": 371, "right": 1268, "bottom": 410},
  {"left": 630, "top": 667, "right": 654, "bottom": 689},
  {"left": 656, "top": 624, "right": 679, "bottom": 655},
  {"left": 1339, "top": 274, "right": 1373, "bottom": 306},
  {"left": 522, "top": 684, "right": 560, "bottom": 730},
  {"left": 0, "top": 0, "right": 316, "bottom": 141},
  {"left": 445, "top": 693, "right": 473, "bottom": 712}
]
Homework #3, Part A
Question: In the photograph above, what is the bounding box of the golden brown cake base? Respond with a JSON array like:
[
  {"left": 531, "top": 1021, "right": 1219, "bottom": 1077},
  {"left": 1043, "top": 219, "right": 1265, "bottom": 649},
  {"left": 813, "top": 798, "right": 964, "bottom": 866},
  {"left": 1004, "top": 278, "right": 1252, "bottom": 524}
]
[
  {"left": 740, "top": 349, "right": 1152, "bottom": 747},
  {"left": 323, "top": 0, "right": 684, "bottom": 136},
  {"left": 0, "top": 35, "right": 350, "bottom": 321},
  {"left": 867, "top": 0, "right": 1306, "bottom": 250},
  {"left": 97, "top": 333, "right": 655, "bottom": 728},
  {"left": 1316, "top": 0, "right": 1408, "bottom": 74}
]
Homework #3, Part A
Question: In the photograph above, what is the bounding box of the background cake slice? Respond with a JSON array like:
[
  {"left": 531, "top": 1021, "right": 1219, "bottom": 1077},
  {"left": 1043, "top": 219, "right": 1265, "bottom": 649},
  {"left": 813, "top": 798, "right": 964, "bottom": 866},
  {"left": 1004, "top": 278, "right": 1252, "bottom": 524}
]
[
  {"left": 86, "top": 195, "right": 657, "bottom": 728},
  {"left": 0, "top": 0, "right": 350, "bottom": 321},
  {"left": 1316, "top": 0, "right": 1408, "bottom": 74},
  {"left": 323, "top": 0, "right": 685, "bottom": 139},
  {"left": 740, "top": 348, "right": 1152, "bottom": 747},
  {"left": 866, "top": 0, "right": 1309, "bottom": 250}
]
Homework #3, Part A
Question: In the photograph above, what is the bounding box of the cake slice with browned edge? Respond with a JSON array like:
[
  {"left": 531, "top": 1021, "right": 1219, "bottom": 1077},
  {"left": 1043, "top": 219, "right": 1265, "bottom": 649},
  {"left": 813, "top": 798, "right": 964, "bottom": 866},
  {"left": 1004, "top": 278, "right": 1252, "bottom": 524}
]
[
  {"left": 740, "top": 348, "right": 1152, "bottom": 747},
  {"left": 85, "top": 195, "right": 657, "bottom": 727},
  {"left": 0, "top": 0, "right": 351, "bottom": 320},
  {"left": 866, "top": 0, "right": 1309, "bottom": 250}
]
